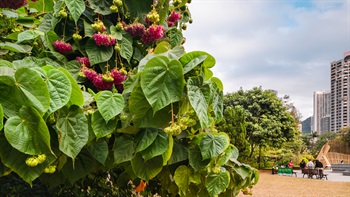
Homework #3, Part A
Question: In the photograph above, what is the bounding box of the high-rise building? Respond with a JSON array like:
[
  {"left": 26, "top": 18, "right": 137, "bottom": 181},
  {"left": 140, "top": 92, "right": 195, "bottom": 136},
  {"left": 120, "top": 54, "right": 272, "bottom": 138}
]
[
  {"left": 313, "top": 90, "right": 331, "bottom": 134},
  {"left": 302, "top": 116, "right": 312, "bottom": 134},
  {"left": 330, "top": 51, "right": 350, "bottom": 132}
]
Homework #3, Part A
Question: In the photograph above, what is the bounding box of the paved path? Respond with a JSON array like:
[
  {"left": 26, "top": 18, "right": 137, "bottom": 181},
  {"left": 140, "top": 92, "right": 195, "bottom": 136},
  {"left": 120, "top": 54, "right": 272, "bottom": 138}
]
[{"left": 283, "top": 170, "right": 350, "bottom": 182}]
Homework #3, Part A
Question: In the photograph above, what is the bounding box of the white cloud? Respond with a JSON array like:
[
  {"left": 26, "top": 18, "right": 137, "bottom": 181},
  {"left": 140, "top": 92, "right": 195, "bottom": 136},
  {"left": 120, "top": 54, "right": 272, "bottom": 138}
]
[{"left": 182, "top": 0, "right": 350, "bottom": 120}]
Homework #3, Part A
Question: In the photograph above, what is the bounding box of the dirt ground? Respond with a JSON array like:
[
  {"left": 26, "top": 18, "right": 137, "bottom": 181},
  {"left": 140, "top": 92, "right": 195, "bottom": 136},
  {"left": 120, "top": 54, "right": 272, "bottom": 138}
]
[{"left": 236, "top": 170, "right": 350, "bottom": 197}]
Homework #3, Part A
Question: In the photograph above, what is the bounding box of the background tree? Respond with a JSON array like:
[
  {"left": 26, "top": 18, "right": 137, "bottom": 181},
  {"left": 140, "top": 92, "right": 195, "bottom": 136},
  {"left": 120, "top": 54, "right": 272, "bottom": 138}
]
[
  {"left": 223, "top": 87, "right": 299, "bottom": 168},
  {"left": 217, "top": 106, "right": 251, "bottom": 160}
]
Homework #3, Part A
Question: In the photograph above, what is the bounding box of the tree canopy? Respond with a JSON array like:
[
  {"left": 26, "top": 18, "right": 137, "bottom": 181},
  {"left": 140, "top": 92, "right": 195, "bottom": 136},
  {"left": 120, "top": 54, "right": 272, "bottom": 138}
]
[{"left": 222, "top": 87, "right": 300, "bottom": 158}]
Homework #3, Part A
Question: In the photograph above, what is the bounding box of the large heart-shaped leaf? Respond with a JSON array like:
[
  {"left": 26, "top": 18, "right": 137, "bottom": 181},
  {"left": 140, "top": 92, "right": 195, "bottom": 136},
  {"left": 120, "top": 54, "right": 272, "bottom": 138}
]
[
  {"left": 211, "top": 82, "right": 224, "bottom": 121},
  {"left": 65, "top": 0, "right": 85, "bottom": 24},
  {"left": 43, "top": 66, "right": 72, "bottom": 114},
  {"left": 61, "top": 149, "right": 96, "bottom": 184},
  {"left": 120, "top": 32, "right": 133, "bottom": 64},
  {"left": 180, "top": 51, "right": 216, "bottom": 69},
  {"left": 86, "top": 38, "right": 114, "bottom": 65},
  {"left": 87, "top": 138, "right": 108, "bottom": 165},
  {"left": 199, "top": 133, "right": 230, "bottom": 160},
  {"left": 15, "top": 68, "right": 50, "bottom": 115},
  {"left": 129, "top": 84, "right": 171, "bottom": 128},
  {"left": 141, "top": 131, "right": 168, "bottom": 161},
  {"left": 56, "top": 105, "right": 88, "bottom": 159},
  {"left": 188, "top": 145, "right": 210, "bottom": 171},
  {"left": 113, "top": 135, "right": 136, "bottom": 164},
  {"left": 95, "top": 91, "right": 124, "bottom": 122},
  {"left": 205, "top": 169, "right": 230, "bottom": 196},
  {"left": 17, "top": 30, "right": 44, "bottom": 43},
  {"left": 141, "top": 56, "right": 184, "bottom": 113},
  {"left": 91, "top": 110, "right": 117, "bottom": 139},
  {"left": 168, "top": 138, "right": 188, "bottom": 165},
  {"left": 58, "top": 68, "right": 84, "bottom": 107},
  {"left": 131, "top": 154, "right": 163, "bottom": 180},
  {"left": 0, "top": 134, "right": 55, "bottom": 186},
  {"left": 187, "top": 76, "right": 210, "bottom": 128},
  {"left": 174, "top": 165, "right": 191, "bottom": 195},
  {"left": 4, "top": 106, "right": 51, "bottom": 155},
  {"left": 135, "top": 128, "right": 158, "bottom": 153},
  {"left": 87, "top": 0, "right": 112, "bottom": 15},
  {"left": 124, "top": 0, "right": 153, "bottom": 20}
]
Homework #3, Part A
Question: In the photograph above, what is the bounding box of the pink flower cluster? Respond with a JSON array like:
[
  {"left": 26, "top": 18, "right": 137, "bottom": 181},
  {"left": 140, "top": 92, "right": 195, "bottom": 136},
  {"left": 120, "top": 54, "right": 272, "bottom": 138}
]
[
  {"left": 53, "top": 40, "right": 72, "bottom": 53},
  {"left": 82, "top": 68, "right": 127, "bottom": 91},
  {"left": 124, "top": 23, "right": 146, "bottom": 37},
  {"left": 141, "top": 25, "right": 165, "bottom": 43},
  {"left": 0, "top": 0, "right": 28, "bottom": 9},
  {"left": 92, "top": 74, "right": 114, "bottom": 90},
  {"left": 110, "top": 69, "right": 127, "bottom": 84},
  {"left": 167, "top": 11, "right": 181, "bottom": 27},
  {"left": 93, "top": 33, "right": 116, "bottom": 46},
  {"left": 76, "top": 57, "right": 90, "bottom": 68}
]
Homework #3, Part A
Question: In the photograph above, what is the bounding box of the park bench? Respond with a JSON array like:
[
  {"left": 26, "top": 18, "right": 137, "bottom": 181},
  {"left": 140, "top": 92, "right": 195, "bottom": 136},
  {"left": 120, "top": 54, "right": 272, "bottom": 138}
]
[{"left": 301, "top": 168, "right": 328, "bottom": 180}]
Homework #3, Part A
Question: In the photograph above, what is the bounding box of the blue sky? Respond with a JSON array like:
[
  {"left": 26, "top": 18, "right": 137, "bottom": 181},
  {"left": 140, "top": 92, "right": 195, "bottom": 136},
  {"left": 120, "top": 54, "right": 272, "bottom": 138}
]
[{"left": 183, "top": 0, "right": 350, "bottom": 120}]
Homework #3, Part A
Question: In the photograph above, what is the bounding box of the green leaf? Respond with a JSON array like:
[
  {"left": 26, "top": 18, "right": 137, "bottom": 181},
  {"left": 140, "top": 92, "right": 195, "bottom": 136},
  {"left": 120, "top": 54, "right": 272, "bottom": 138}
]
[
  {"left": 0, "top": 42, "right": 32, "bottom": 53},
  {"left": 44, "top": 30, "right": 59, "bottom": 51},
  {"left": 87, "top": 138, "right": 109, "bottom": 165},
  {"left": 187, "top": 76, "right": 210, "bottom": 128},
  {"left": 58, "top": 68, "right": 84, "bottom": 107},
  {"left": 181, "top": 55, "right": 206, "bottom": 74},
  {"left": 128, "top": 84, "right": 171, "bottom": 128},
  {"left": 61, "top": 149, "right": 96, "bottom": 184},
  {"left": 211, "top": 77, "right": 223, "bottom": 91},
  {"left": 153, "top": 41, "right": 172, "bottom": 54},
  {"left": 199, "top": 133, "right": 230, "bottom": 160},
  {"left": 232, "top": 164, "right": 250, "bottom": 181},
  {"left": 138, "top": 46, "right": 185, "bottom": 71},
  {"left": 124, "top": 0, "right": 153, "bottom": 20},
  {"left": 180, "top": 51, "right": 216, "bottom": 69},
  {"left": 168, "top": 138, "right": 188, "bottom": 165},
  {"left": 141, "top": 56, "right": 184, "bottom": 113},
  {"left": 56, "top": 105, "right": 89, "bottom": 159},
  {"left": 87, "top": 0, "right": 112, "bottom": 15},
  {"left": 0, "top": 134, "right": 56, "bottom": 186},
  {"left": 131, "top": 154, "right": 163, "bottom": 180},
  {"left": 15, "top": 68, "right": 50, "bottom": 115},
  {"left": 0, "top": 104, "right": 3, "bottom": 130},
  {"left": 113, "top": 135, "right": 136, "bottom": 164},
  {"left": 4, "top": 106, "right": 51, "bottom": 155},
  {"left": 135, "top": 128, "right": 159, "bottom": 153},
  {"left": 91, "top": 110, "right": 117, "bottom": 139},
  {"left": 86, "top": 38, "right": 114, "bottom": 65},
  {"left": 65, "top": 0, "right": 85, "bottom": 24},
  {"left": 217, "top": 144, "right": 235, "bottom": 166},
  {"left": 0, "top": 59, "right": 13, "bottom": 68},
  {"left": 95, "top": 91, "right": 124, "bottom": 122},
  {"left": 168, "top": 28, "right": 183, "bottom": 48},
  {"left": 110, "top": 26, "right": 122, "bottom": 40},
  {"left": 1, "top": 10, "right": 18, "bottom": 18},
  {"left": 17, "top": 30, "right": 44, "bottom": 43},
  {"left": 120, "top": 32, "right": 133, "bottom": 64},
  {"left": 141, "top": 131, "right": 169, "bottom": 161},
  {"left": 188, "top": 145, "right": 210, "bottom": 171},
  {"left": 205, "top": 170, "right": 230, "bottom": 196},
  {"left": 211, "top": 83, "right": 223, "bottom": 121},
  {"left": 28, "top": 0, "right": 54, "bottom": 12},
  {"left": 162, "top": 135, "right": 173, "bottom": 165},
  {"left": 44, "top": 67, "right": 72, "bottom": 114},
  {"left": 174, "top": 165, "right": 191, "bottom": 195}
]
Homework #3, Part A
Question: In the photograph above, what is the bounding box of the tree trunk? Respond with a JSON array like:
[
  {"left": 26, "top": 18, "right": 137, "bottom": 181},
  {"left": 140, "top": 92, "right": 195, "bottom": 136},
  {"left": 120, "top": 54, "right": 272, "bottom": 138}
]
[{"left": 258, "top": 145, "right": 261, "bottom": 170}]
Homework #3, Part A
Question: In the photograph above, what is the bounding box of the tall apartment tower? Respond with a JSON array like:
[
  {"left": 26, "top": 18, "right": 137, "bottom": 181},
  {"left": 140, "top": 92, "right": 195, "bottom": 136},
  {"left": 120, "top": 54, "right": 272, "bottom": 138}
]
[
  {"left": 313, "top": 90, "right": 331, "bottom": 134},
  {"left": 330, "top": 51, "right": 350, "bottom": 132}
]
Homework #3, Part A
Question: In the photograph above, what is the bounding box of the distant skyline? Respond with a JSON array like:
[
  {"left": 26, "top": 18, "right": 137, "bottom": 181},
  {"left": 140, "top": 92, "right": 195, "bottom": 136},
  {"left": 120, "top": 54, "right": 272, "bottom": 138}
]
[{"left": 182, "top": 0, "right": 350, "bottom": 120}]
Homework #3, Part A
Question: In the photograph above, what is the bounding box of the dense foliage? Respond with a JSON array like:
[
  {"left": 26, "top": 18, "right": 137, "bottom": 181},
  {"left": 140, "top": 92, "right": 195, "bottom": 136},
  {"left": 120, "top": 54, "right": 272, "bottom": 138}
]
[{"left": 0, "top": 0, "right": 258, "bottom": 196}]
